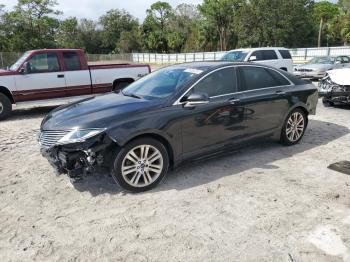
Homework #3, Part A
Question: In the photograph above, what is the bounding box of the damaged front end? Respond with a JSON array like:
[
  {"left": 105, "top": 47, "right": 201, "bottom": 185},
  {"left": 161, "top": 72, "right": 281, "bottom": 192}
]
[
  {"left": 319, "top": 74, "right": 350, "bottom": 105},
  {"left": 37, "top": 129, "right": 116, "bottom": 182}
]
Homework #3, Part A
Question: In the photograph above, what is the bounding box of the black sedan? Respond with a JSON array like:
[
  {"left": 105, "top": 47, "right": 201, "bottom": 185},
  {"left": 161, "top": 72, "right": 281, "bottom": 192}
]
[{"left": 38, "top": 62, "right": 318, "bottom": 192}]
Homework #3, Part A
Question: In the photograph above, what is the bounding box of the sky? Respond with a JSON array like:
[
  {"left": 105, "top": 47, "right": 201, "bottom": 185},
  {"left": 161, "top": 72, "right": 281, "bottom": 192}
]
[{"left": 1, "top": 0, "right": 203, "bottom": 21}]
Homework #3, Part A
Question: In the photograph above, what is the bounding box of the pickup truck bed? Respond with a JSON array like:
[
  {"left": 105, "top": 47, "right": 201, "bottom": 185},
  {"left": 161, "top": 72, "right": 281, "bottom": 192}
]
[{"left": 0, "top": 49, "right": 151, "bottom": 120}]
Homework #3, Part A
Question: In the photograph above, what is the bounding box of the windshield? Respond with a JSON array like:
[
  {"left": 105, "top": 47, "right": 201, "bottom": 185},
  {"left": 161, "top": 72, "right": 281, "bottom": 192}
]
[
  {"left": 122, "top": 67, "right": 203, "bottom": 99},
  {"left": 9, "top": 52, "right": 31, "bottom": 71},
  {"left": 308, "top": 57, "right": 335, "bottom": 65},
  {"left": 221, "top": 51, "right": 248, "bottom": 62}
]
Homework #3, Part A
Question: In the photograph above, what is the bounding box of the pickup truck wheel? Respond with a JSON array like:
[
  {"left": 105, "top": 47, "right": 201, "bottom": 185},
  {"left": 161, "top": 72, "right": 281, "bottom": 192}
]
[
  {"left": 0, "top": 93, "right": 12, "bottom": 120},
  {"left": 110, "top": 138, "right": 169, "bottom": 192},
  {"left": 113, "top": 81, "right": 132, "bottom": 92}
]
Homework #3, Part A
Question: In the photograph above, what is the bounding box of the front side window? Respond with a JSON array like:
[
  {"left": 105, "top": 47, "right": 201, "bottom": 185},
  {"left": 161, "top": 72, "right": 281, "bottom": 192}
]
[
  {"left": 250, "top": 51, "right": 263, "bottom": 61},
  {"left": 239, "top": 66, "right": 284, "bottom": 91},
  {"left": 190, "top": 67, "right": 236, "bottom": 97},
  {"left": 63, "top": 52, "right": 81, "bottom": 71},
  {"left": 341, "top": 56, "right": 350, "bottom": 63},
  {"left": 27, "top": 53, "right": 60, "bottom": 73}
]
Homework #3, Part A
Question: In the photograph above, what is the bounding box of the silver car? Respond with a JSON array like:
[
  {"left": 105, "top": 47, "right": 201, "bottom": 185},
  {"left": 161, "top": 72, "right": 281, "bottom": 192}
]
[{"left": 294, "top": 56, "right": 350, "bottom": 80}]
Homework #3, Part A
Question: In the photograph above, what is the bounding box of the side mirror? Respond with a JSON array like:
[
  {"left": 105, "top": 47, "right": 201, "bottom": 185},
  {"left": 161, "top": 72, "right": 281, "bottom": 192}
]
[
  {"left": 249, "top": 55, "right": 257, "bottom": 62},
  {"left": 19, "top": 62, "right": 29, "bottom": 74},
  {"left": 335, "top": 61, "right": 341, "bottom": 64},
  {"left": 184, "top": 92, "right": 210, "bottom": 108}
]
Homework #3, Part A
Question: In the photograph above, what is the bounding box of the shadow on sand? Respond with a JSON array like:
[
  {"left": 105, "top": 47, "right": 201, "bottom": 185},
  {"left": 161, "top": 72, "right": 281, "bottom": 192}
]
[{"left": 72, "top": 119, "right": 349, "bottom": 196}]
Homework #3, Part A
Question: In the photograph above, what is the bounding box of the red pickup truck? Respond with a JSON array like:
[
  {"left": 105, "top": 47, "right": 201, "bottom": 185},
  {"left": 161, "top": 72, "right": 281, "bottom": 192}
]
[{"left": 0, "top": 49, "right": 151, "bottom": 120}]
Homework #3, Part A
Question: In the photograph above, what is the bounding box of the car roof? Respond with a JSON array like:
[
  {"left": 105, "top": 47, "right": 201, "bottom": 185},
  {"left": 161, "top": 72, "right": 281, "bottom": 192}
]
[
  {"left": 227, "top": 47, "right": 288, "bottom": 52},
  {"left": 168, "top": 61, "right": 280, "bottom": 71}
]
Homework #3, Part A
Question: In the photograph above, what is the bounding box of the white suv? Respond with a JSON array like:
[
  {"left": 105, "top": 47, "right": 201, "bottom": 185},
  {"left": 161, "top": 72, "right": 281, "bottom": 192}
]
[{"left": 221, "top": 47, "right": 293, "bottom": 73}]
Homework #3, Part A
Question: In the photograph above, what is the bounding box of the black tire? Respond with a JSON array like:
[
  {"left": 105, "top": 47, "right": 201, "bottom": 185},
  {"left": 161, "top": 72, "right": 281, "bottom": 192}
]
[
  {"left": 110, "top": 138, "right": 169, "bottom": 192},
  {"left": 0, "top": 93, "right": 12, "bottom": 120},
  {"left": 322, "top": 97, "right": 334, "bottom": 107},
  {"left": 280, "top": 108, "right": 307, "bottom": 146},
  {"left": 113, "top": 81, "right": 132, "bottom": 92}
]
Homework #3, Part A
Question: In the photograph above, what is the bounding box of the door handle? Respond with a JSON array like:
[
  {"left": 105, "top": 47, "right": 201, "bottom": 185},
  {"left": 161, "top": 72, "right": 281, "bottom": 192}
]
[
  {"left": 275, "top": 90, "right": 286, "bottom": 95},
  {"left": 57, "top": 74, "right": 65, "bottom": 78},
  {"left": 229, "top": 98, "right": 241, "bottom": 105}
]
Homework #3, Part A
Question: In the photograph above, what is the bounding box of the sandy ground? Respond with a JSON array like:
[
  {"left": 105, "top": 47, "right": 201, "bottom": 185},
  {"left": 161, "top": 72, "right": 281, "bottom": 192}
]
[{"left": 0, "top": 96, "right": 350, "bottom": 262}]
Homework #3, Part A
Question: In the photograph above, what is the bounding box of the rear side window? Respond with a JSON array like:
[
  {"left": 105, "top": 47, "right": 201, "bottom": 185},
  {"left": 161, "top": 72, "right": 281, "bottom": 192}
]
[
  {"left": 279, "top": 50, "right": 292, "bottom": 59},
  {"left": 191, "top": 67, "right": 236, "bottom": 97},
  {"left": 239, "top": 66, "right": 283, "bottom": 91},
  {"left": 261, "top": 50, "right": 278, "bottom": 60},
  {"left": 63, "top": 52, "right": 81, "bottom": 71},
  {"left": 267, "top": 69, "right": 290, "bottom": 86}
]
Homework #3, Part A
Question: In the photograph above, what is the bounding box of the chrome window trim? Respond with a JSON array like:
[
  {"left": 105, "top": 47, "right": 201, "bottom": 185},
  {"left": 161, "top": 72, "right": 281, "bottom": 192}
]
[{"left": 173, "top": 64, "right": 293, "bottom": 105}]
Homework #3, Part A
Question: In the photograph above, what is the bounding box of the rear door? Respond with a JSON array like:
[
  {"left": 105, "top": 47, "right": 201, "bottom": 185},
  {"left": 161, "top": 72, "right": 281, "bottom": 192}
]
[
  {"left": 62, "top": 51, "right": 92, "bottom": 96},
  {"left": 14, "top": 52, "right": 66, "bottom": 101},
  {"left": 237, "top": 65, "right": 291, "bottom": 137}
]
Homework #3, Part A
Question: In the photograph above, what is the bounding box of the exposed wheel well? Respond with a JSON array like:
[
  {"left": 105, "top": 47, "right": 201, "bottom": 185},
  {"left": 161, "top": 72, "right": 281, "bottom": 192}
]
[
  {"left": 124, "top": 133, "right": 174, "bottom": 168},
  {"left": 294, "top": 106, "right": 309, "bottom": 126},
  {"left": 0, "top": 86, "right": 14, "bottom": 104},
  {"left": 113, "top": 78, "right": 134, "bottom": 90}
]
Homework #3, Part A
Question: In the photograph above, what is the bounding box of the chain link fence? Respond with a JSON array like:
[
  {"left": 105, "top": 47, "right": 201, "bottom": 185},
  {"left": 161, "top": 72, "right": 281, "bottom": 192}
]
[
  {"left": 1, "top": 46, "right": 350, "bottom": 68},
  {"left": 132, "top": 46, "right": 350, "bottom": 65}
]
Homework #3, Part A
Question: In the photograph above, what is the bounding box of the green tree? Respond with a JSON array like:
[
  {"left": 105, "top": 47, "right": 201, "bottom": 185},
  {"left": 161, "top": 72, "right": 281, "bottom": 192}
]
[
  {"left": 237, "top": 0, "right": 315, "bottom": 48},
  {"left": 313, "top": 1, "right": 339, "bottom": 47},
  {"left": 99, "top": 9, "right": 139, "bottom": 53},
  {"left": 7, "top": 0, "right": 61, "bottom": 50},
  {"left": 78, "top": 19, "right": 103, "bottom": 53},
  {"left": 142, "top": 1, "right": 174, "bottom": 52},
  {"left": 199, "top": 0, "right": 242, "bottom": 51},
  {"left": 57, "top": 17, "right": 83, "bottom": 48}
]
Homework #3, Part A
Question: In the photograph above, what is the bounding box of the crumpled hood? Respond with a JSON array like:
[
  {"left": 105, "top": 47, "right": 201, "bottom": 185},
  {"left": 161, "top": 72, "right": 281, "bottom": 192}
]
[
  {"left": 296, "top": 63, "right": 333, "bottom": 71},
  {"left": 326, "top": 68, "right": 350, "bottom": 85},
  {"left": 41, "top": 93, "right": 161, "bottom": 130}
]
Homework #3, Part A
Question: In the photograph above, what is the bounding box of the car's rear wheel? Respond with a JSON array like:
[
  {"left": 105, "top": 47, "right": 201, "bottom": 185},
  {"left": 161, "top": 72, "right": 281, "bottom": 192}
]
[
  {"left": 322, "top": 97, "right": 334, "bottom": 107},
  {"left": 110, "top": 138, "right": 169, "bottom": 192},
  {"left": 280, "top": 109, "right": 307, "bottom": 146},
  {"left": 0, "top": 93, "right": 12, "bottom": 121}
]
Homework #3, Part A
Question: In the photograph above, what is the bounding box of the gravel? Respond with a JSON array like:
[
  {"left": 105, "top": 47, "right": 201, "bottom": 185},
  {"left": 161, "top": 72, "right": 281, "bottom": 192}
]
[{"left": 0, "top": 97, "right": 350, "bottom": 262}]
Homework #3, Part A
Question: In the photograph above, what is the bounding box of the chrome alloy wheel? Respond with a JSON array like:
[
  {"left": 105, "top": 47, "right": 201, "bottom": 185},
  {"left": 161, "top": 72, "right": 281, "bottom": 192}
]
[
  {"left": 0, "top": 101, "right": 3, "bottom": 115},
  {"left": 286, "top": 112, "right": 305, "bottom": 142},
  {"left": 121, "top": 145, "right": 163, "bottom": 188}
]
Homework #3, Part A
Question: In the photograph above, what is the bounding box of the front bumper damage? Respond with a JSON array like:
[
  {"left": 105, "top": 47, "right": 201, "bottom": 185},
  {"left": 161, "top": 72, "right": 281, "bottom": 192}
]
[
  {"left": 319, "top": 76, "right": 350, "bottom": 104},
  {"left": 39, "top": 133, "right": 116, "bottom": 181}
]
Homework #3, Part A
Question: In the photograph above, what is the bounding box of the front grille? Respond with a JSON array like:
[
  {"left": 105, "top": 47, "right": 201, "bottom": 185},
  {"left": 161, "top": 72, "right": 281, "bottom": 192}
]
[
  {"left": 296, "top": 68, "right": 313, "bottom": 72},
  {"left": 38, "top": 130, "right": 70, "bottom": 148}
]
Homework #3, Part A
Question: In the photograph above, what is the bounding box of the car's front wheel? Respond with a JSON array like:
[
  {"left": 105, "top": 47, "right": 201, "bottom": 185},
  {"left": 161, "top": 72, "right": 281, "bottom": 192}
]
[
  {"left": 280, "top": 109, "right": 307, "bottom": 146},
  {"left": 111, "top": 138, "right": 169, "bottom": 192}
]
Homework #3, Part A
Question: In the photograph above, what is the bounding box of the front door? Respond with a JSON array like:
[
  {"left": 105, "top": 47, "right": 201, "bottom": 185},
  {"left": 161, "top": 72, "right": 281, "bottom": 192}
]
[
  {"left": 180, "top": 67, "right": 246, "bottom": 158},
  {"left": 14, "top": 52, "right": 66, "bottom": 102}
]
